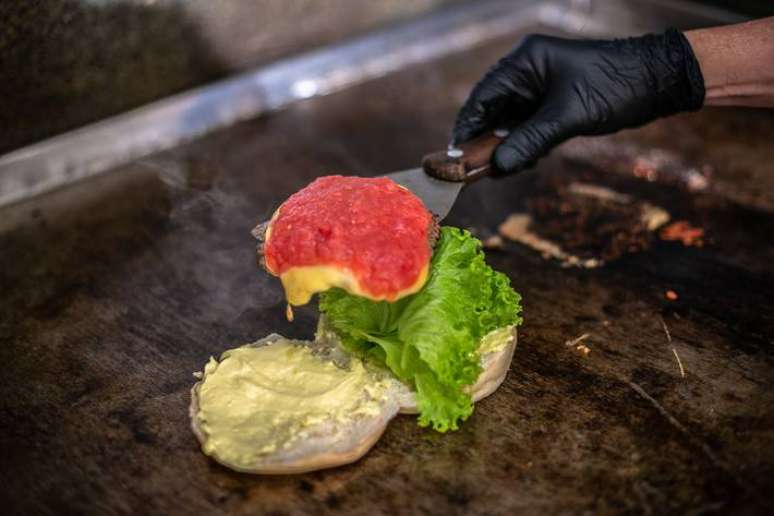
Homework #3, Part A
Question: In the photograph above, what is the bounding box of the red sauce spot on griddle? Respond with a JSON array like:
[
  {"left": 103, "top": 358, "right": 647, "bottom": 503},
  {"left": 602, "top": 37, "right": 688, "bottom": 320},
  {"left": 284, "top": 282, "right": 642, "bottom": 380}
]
[{"left": 264, "top": 175, "right": 432, "bottom": 299}]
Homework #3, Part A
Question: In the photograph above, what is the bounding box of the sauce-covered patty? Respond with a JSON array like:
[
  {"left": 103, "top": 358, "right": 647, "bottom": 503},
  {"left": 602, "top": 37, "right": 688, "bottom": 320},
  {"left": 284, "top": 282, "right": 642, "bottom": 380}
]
[{"left": 264, "top": 175, "right": 433, "bottom": 305}]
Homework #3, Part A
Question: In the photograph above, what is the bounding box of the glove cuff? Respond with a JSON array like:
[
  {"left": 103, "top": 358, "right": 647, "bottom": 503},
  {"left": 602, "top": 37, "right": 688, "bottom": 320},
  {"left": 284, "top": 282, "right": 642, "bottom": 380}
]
[{"left": 647, "top": 28, "right": 706, "bottom": 116}]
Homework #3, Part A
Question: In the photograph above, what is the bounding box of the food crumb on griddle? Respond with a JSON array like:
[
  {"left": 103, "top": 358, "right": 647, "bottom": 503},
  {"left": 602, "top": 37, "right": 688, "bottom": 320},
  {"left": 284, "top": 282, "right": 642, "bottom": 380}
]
[
  {"left": 660, "top": 221, "right": 705, "bottom": 247},
  {"left": 576, "top": 344, "right": 591, "bottom": 357},
  {"left": 565, "top": 334, "right": 592, "bottom": 357},
  {"left": 482, "top": 235, "right": 504, "bottom": 250}
]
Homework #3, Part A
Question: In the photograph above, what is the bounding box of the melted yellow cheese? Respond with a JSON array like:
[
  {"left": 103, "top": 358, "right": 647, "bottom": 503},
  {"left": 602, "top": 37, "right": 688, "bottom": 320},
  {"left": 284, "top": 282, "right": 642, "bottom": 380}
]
[
  {"left": 279, "top": 266, "right": 361, "bottom": 306},
  {"left": 278, "top": 264, "right": 427, "bottom": 306},
  {"left": 195, "top": 339, "right": 388, "bottom": 470}
]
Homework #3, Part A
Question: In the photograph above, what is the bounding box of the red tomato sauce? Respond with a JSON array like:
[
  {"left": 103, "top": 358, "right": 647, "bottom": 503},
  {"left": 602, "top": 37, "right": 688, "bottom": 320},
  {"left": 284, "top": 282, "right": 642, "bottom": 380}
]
[{"left": 264, "top": 175, "right": 433, "bottom": 299}]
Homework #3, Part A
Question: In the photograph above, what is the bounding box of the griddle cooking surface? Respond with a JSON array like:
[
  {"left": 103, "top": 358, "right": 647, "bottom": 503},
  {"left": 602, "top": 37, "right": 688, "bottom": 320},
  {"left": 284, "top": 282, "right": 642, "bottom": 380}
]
[{"left": 2, "top": 28, "right": 774, "bottom": 516}]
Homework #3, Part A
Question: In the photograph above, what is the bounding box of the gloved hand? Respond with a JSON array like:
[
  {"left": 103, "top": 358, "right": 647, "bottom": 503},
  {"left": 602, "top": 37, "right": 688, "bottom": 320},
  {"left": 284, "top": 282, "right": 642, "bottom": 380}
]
[{"left": 452, "top": 29, "right": 705, "bottom": 175}]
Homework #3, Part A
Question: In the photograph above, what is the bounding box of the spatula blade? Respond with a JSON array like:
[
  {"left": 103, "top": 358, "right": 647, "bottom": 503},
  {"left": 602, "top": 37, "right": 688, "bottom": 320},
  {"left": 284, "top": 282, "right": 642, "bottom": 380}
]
[{"left": 385, "top": 168, "right": 463, "bottom": 220}]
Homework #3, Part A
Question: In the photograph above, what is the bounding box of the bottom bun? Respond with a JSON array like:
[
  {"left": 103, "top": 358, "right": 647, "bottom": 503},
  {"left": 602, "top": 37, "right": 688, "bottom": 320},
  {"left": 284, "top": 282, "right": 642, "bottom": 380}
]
[{"left": 190, "top": 329, "right": 516, "bottom": 474}]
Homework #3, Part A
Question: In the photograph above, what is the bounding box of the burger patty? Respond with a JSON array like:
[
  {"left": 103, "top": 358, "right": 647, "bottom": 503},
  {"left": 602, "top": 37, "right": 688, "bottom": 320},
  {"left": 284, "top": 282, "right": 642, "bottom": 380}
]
[{"left": 252, "top": 215, "right": 440, "bottom": 272}]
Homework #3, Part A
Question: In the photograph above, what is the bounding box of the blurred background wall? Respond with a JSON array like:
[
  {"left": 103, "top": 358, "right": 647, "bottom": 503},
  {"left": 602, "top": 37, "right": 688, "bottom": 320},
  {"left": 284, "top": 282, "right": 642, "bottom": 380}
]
[
  {"left": 0, "top": 0, "right": 463, "bottom": 154},
  {"left": 0, "top": 0, "right": 770, "bottom": 154}
]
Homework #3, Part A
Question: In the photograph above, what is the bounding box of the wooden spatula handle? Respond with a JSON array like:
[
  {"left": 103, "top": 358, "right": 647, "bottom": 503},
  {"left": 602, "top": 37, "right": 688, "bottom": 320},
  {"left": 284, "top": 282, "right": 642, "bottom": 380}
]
[{"left": 421, "top": 130, "right": 508, "bottom": 183}]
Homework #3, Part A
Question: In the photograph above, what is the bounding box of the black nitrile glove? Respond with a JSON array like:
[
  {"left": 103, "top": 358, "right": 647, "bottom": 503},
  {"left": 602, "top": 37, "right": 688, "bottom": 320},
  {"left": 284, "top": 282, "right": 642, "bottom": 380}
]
[{"left": 452, "top": 29, "right": 705, "bottom": 175}]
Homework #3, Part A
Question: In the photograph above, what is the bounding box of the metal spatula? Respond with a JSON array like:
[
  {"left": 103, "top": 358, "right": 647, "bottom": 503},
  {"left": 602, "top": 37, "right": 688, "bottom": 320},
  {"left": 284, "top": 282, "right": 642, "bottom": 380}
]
[{"left": 385, "top": 131, "right": 506, "bottom": 220}]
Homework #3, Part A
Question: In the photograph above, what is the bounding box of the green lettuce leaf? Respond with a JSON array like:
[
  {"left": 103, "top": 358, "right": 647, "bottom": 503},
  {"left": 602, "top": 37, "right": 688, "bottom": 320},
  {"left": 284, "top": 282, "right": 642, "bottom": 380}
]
[{"left": 318, "top": 227, "right": 522, "bottom": 431}]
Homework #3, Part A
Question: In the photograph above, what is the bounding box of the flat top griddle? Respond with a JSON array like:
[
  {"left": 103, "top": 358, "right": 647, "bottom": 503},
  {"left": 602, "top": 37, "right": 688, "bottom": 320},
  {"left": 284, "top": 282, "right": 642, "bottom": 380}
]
[{"left": 2, "top": 16, "right": 774, "bottom": 516}]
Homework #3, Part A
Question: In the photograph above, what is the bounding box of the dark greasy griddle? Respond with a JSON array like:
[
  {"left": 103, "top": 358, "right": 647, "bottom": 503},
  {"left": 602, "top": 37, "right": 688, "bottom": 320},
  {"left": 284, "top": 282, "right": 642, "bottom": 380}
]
[{"left": 2, "top": 26, "right": 774, "bottom": 516}]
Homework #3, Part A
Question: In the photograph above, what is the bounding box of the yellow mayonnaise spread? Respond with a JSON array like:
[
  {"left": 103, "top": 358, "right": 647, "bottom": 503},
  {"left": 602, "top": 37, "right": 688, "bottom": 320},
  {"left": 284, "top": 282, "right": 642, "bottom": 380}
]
[
  {"left": 195, "top": 339, "right": 388, "bottom": 470},
  {"left": 478, "top": 325, "right": 516, "bottom": 354}
]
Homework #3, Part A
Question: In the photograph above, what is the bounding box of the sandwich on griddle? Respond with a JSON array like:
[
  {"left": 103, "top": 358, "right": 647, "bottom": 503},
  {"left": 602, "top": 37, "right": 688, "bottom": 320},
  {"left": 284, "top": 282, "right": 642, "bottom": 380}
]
[{"left": 190, "top": 175, "right": 522, "bottom": 473}]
